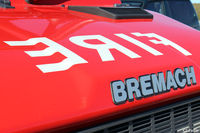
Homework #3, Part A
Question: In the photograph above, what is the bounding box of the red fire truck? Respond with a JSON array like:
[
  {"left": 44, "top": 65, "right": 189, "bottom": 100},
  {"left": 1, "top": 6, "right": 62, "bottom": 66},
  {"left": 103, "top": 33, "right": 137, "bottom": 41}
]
[{"left": 0, "top": 0, "right": 200, "bottom": 132}]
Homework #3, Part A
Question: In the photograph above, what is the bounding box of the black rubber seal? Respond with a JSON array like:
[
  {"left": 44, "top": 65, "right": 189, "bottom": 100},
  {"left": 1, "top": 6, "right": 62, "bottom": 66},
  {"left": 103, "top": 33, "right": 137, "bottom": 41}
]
[{"left": 68, "top": 6, "right": 153, "bottom": 19}]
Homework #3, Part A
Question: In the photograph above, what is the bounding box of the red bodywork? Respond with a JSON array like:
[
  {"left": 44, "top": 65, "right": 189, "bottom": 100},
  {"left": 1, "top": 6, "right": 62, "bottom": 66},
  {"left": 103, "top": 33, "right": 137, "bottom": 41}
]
[{"left": 1, "top": 0, "right": 200, "bottom": 132}]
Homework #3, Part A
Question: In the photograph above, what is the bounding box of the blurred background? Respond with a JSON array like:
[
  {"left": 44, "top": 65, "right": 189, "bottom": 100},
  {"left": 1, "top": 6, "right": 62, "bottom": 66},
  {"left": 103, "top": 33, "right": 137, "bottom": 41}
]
[{"left": 192, "top": 0, "right": 200, "bottom": 21}]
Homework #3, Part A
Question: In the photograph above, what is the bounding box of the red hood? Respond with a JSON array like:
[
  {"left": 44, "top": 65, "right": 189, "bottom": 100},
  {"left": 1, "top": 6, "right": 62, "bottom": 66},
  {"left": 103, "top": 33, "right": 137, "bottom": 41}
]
[{"left": 0, "top": 3, "right": 200, "bottom": 133}]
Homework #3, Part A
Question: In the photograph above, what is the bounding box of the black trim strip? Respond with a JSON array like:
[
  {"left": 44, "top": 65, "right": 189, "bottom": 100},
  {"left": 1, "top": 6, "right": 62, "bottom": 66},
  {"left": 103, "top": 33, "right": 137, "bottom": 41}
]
[{"left": 68, "top": 6, "right": 153, "bottom": 19}]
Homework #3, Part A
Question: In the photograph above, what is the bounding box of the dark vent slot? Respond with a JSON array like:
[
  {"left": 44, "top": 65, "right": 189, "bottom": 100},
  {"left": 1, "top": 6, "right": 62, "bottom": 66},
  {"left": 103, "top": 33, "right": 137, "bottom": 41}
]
[
  {"left": 68, "top": 6, "right": 153, "bottom": 19},
  {"left": 175, "top": 121, "right": 189, "bottom": 130},
  {"left": 132, "top": 116, "right": 150, "bottom": 126},
  {"left": 94, "top": 130, "right": 104, "bottom": 133},
  {"left": 191, "top": 100, "right": 200, "bottom": 107},
  {"left": 174, "top": 111, "right": 188, "bottom": 118},
  {"left": 133, "top": 126, "right": 151, "bottom": 133},
  {"left": 155, "top": 116, "right": 170, "bottom": 124},
  {"left": 155, "top": 120, "right": 170, "bottom": 127},
  {"left": 192, "top": 117, "right": 200, "bottom": 123},
  {"left": 192, "top": 111, "right": 200, "bottom": 119},
  {"left": 174, "top": 104, "right": 188, "bottom": 113},
  {"left": 175, "top": 117, "right": 188, "bottom": 125},
  {"left": 192, "top": 106, "right": 200, "bottom": 112},
  {"left": 154, "top": 110, "right": 170, "bottom": 120},
  {"left": 132, "top": 116, "right": 151, "bottom": 132},
  {"left": 155, "top": 124, "right": 171, "bottom": 133},
  {"left": 132, "top": 122, "right": 151, "bottom": 131},
  {"left": 193, "top": 121, "right": 200, "bottom": 131},
  {"left": 108, "top": 122, "right": 129, "bottom": 133}
]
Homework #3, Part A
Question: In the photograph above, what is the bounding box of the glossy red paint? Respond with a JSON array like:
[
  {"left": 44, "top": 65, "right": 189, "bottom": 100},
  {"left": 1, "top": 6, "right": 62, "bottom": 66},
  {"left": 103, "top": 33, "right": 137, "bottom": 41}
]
[{"left": 0, "top": 1, "right": 200, "bottom": 133}]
